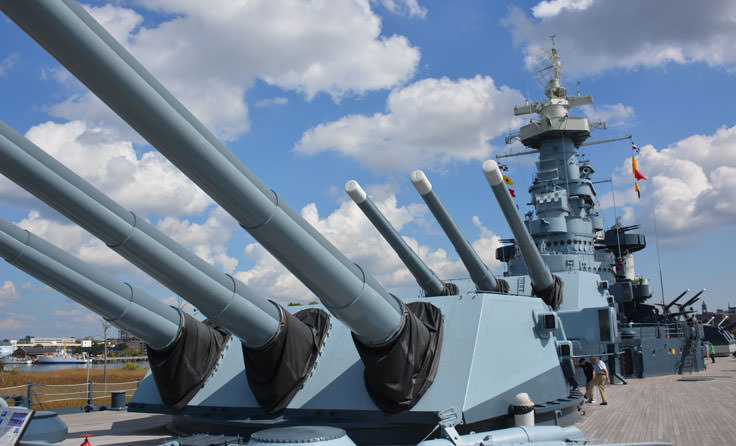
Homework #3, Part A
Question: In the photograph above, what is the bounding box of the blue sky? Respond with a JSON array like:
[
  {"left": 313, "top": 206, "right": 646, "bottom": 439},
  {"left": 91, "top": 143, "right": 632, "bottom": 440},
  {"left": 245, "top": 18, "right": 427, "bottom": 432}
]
[{"left": 0, "top": 0, "right": 735, "bottom": 340}]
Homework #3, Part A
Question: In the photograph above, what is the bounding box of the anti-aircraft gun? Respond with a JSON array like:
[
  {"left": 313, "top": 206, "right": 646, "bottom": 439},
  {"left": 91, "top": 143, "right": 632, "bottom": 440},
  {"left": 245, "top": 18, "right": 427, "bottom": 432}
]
[
  {"left": 658, "top": 289, "right": 690, "bottom": 315},
  {"left": 0, "top": 2, "right": 585, "bottom": 445},
  {"left": 673, "top": 289, "right": 706, "bottom": 316}
]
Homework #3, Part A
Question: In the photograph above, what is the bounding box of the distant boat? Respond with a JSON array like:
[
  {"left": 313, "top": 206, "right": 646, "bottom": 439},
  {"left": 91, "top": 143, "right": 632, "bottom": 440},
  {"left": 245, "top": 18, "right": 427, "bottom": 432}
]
[
  {"left": 0, "top": 355, "right": 33, "bottom": 365},
  {"left": 35, "top": 349, "right": 89, "bottom": 364}
]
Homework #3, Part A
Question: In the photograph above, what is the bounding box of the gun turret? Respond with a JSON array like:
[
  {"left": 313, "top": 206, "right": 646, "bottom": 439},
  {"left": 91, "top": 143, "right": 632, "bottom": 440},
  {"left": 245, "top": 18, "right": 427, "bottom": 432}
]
[
  {"left": 0, "top": 121, "right": 328, "bottom": 413},
  {"left": 345, "top": 180, "right": 454, "bottom": 297},
  {"left": 410, "top": 170, "right": 506, "bottom": 293},
  {"left": 662, "top": 289, "right": 690, "bottom": 313},
  {"left": 0, "top": 1, "right": 442, "bottom": 413},
  {"left": 482, "top": 161, "right": 562, "bottom": 309},
  {"left": 0, "top": 216, "right": 230, "bottom": 410},
  {"left": 0, "top": 120, "right": 280, "bottom": 346},
  {"left": 0, "top": 0, "right": 402, "bottom": 346},
  {"left": 678, "top": 288, "right": 706, "bottom": 312}
]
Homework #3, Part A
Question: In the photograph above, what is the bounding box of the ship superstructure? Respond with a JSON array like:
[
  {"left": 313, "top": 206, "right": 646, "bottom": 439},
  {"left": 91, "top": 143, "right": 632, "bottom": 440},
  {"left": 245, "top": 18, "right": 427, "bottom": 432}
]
[{"left": 497, "top": 42, "right": 705, "bottom": 378}]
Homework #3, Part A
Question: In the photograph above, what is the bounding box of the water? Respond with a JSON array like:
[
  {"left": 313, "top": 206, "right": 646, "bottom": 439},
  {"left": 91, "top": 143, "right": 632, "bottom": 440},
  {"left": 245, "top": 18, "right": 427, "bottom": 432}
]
[{"left": 2, "top": 361, "right": 148, "bottom": 373}]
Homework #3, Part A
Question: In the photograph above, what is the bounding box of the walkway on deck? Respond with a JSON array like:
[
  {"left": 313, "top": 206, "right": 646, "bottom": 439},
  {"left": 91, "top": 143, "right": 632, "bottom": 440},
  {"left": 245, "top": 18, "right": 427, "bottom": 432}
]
[
  {"left": 576, "top": 355, "right": 736, "bottom": 445},
  {"left": 55, "top": 357, "right": 736, "bottom": 445}
]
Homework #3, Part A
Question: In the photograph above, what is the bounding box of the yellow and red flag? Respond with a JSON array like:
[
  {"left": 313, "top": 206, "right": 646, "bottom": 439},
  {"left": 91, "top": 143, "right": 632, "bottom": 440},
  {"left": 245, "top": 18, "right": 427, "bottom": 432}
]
[
  {"left": 632, "top": 156, "right": 647, "bottom": 181},
  {"left": 631, "top": 145, "right": 647, "bottom": 199},
  {"left": 503, "top": 175, "right": 516, "bottom": 197}
]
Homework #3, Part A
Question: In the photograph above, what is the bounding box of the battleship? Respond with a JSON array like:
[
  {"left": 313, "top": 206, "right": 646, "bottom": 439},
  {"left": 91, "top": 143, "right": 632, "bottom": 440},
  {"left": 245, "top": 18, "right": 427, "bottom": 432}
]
[
  {"left": 0, "top": 2, "right": 706, "bottom": 445},
  {"left": 493, "top": 43, "right": 706, "bottom": 381}
]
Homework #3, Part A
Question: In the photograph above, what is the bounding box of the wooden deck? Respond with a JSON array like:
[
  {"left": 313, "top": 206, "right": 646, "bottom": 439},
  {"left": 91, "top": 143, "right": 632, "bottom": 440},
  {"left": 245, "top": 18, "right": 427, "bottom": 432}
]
[
  {"left": 55, "top": 357, "right": 736, "bottom": 445},
  {"left": 576, "top": 355, "right": 736, "bottom": 445}
]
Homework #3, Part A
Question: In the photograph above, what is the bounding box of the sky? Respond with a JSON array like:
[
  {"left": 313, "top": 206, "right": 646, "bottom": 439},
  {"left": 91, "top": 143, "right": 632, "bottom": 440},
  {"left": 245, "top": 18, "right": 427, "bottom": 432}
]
[{"left": 0, "top": 0, "right": 735, "bottom": 340}]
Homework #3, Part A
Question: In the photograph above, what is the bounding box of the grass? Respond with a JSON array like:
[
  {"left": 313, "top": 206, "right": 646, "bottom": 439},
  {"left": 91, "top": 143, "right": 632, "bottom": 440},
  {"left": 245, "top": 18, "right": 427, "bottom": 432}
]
[{"left": 0, "top": 367, "right": 149, "bottom": 410}]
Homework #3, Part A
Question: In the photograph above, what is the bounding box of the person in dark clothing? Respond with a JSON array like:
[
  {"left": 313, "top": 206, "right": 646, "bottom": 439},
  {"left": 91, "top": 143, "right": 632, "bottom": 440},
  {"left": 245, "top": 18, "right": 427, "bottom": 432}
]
[{"left": 579, "top": 358, "right": 595, "bottom": 403}]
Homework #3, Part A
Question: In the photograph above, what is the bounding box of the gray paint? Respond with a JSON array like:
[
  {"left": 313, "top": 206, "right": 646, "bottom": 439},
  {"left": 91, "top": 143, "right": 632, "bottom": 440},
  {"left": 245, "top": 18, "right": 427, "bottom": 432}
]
[
  {"left": 0, "top": 0, "right": 402, "bottom": 346},
  {"left": 0, "top": 216, "right": 180, "bottom": 350},
  {"left": 411, "top": 171, "right": 500, "bottom": 292},
  {"left": 130, "top": 293, "right": 571, "bottom": 428},
  {"left": 346, "top": 180, "right": 444, "bottom": 297},
  {"left": 0, "top": 120, "right": 280, "bottom": 348},
  {"left": 483, "top": 160, "right": 554, "bottom": 291}
]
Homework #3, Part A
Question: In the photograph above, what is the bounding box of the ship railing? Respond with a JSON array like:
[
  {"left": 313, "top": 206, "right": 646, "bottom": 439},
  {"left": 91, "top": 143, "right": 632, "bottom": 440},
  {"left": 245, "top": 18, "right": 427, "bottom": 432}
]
[
  {"left": 0, "top": 379, "right": 140, "bottom": 410},
  {"left": 624, "top": 321, "right": 688, "bottom": 339}
]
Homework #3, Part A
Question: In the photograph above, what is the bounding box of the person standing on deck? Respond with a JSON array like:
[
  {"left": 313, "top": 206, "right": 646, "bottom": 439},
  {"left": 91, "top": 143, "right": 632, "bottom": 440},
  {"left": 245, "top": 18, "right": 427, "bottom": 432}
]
[
  {"left": 590, "top": 357, "right": 609, "bottom": 405},
  {"left": 579, "top": 358, "right": 596, "bottom": 403},
  {"left": 710, "top": 343, "right": 716, "bottom": 363}
]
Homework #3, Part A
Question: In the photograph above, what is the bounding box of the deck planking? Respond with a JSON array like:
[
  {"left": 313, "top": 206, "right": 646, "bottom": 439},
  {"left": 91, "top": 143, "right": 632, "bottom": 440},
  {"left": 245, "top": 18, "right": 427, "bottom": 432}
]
[
  {"left": 576, "top": 356, "right": 736, "bottom": 445},
  {"left": 55, "top": 357, "right": 736, "bottom": 445}
]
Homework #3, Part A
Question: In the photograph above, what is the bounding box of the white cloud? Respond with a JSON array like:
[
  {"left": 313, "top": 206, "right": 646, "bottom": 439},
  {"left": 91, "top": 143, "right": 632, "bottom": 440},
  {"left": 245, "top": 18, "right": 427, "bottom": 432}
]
[
  {"left": 471, "top": 216, "right": 502, "bottom": 270},
  {"left": 0, "top": 53, "right": 19, "bottom": 77},
  {"left": 254, "top": 97, "right": 288, "bottom": 108},
  {"left": 373, "top": 0, "right": 427, "bottom": 18},
  {"left": 234, "top": 188, "right": 500, "bottom": 302},
  {"left": 54, "top": 309, "right": 83, "bottom": 317},
  {"left": 295, "top": 76, "right": 525, "bottom": 172},
  {"left": 162, "top": 295, "right": 194, "bottom": 314},
  {"left": 581, "top": 103, "right": 635, "bottom": 128},
  {"left": 51, "top": 0, "right": 419, "bottom": 141},
  {"left": 53, "top": 308, "right": 101, "bottom": 332},
  {"left": 12, "top": 120, "right": 213, "bottom": 217},
  {"left": 0, "top": 313, "right": 35, "bottom": 331},
  {"left": 156, "top": 207, "right": 240, "bottom": 274},
  {"left": 12, "top": 207, "right": 241, "bottom": 283},
  {"left": 606, "top": 124, "right": 736, "bottom": 243},
  {"left": 17, "top": 211, "right": 129, "bottom": 268},
  {"left": 531, "top": 0, "right": 593, "bottom": 18},
  {"left": 507, "top": 0, "right": 736, "bottom": 76},
  {"left": 0, "top": 281, "right": 20, "bottom": 307}
]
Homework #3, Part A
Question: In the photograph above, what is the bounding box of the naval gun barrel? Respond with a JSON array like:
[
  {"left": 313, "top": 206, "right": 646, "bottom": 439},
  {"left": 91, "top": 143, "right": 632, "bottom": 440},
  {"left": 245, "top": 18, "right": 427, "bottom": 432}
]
[
  {"left": 679, "top": 288, "right": 706, "bottom": 310},
  {"left": 663, "top": 288, "right": 690, "bottom": 313},
  {"left": 0, "top": 216, "right": 180, "bottom": 350},
  {"left": 0, "top": 121, "right": 332, "bottom": 412},
  {"left": 0, "top": 120, "right": 279, "bottom": 347},
  {"left": 0, "top": 215, "right": 232, "bottom": 411},
  {"left": 0, "top": 0, "right": 402, "bottom": 345},
  {"left": 482, "top": 161, "right": 562, "bottom": 308},
  {"left": 345, "top": 180, "right": 449, "bottom": 297},
  {"left": 410, "top": 170, "right": 504, "bottom": 292}
]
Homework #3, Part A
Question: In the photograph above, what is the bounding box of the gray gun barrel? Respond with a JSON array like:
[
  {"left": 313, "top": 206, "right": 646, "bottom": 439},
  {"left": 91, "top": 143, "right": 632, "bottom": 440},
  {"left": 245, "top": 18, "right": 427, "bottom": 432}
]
[
  {"left": 483, "top": 160, "right": 555, "bottom": 292},
  {"left": 410, "top": 170, "right": 501, "bottom": 292},
  {"left": 0, "top": 120, "right": 279, "bottom": 347},
  {"left": 663, "top": 289, "right": 690, "bottom": 313},
  {"left": 345, "top": 180, "right": 447, "bottom": 297},
  {"left": 0, "top": 0, "right": 401, "bottom": 345},
  {"left": 0, "top": 216, "right": 180, "bottom": 350},
  {"left": 680, "top": 289, "right": 706, "bottom": 310}
]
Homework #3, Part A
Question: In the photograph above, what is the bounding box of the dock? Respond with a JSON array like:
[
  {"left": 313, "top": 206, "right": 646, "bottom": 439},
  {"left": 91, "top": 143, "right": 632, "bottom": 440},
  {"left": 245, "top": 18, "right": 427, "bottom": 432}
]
[{"left": 55, "top": 356, "right": 736, "bottom": 445}]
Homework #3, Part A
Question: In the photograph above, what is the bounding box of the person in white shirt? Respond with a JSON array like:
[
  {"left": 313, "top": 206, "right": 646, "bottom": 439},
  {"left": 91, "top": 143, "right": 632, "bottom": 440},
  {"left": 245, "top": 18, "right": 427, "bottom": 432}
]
[{"left": 590, "top": 357, "right": 609, "bottom": 405}]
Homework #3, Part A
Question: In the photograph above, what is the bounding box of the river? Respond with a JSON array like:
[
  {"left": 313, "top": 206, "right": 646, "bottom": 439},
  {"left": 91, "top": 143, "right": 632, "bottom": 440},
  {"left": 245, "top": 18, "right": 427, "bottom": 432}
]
[{"left": 2, "top": 360, "right": 148, "bottom": 373}]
